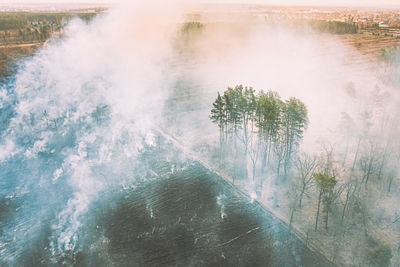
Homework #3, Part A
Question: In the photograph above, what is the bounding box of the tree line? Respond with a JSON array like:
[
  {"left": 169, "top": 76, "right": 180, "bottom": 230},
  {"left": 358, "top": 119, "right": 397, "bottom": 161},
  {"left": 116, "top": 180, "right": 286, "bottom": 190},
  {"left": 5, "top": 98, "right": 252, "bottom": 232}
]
[
  {"left": 290, "top": 19, "right": 359, "bottom": 34},
  {"left": 210, "top": 85, "right": 308, "bottom": 184},
  {"left": 0, "top": 13, "right": 98, "bottom": 31},
  {"left": 0, "top": 13, "right": 100, "bottom": 45},
  {"left": 307, "top": 20, "right": 359, "bottom": 34}
]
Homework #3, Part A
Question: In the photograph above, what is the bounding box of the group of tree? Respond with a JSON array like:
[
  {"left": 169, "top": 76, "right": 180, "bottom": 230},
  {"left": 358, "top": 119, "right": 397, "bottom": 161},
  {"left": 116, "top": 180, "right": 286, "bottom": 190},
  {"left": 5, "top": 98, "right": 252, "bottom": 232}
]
[
  {"left": 0, "top": 12, "right": 99, "bottom": 44},
  {"left": 380, "top": 46, "right": 400, "bottom": 64},
  {"left": 175, "top": 21, "right": 205, "bottom": 53},
  {"left": 285, "top": 146, "right": 395, "bottom": 266},
  {"left": 210, "top": 85, "right": 308, "bottom": 184},
  {"left": 293, "top": 19, "right": 359, "bottom": 34},
  {"left": 209, "top": 83, "right": 399, "bottom": 266},
  {"left": 308, "top": 20, "right": 359, "bottom": 34},
  {"left": 379, "top": 46, "right": 400, "bottom": 86},
  {"left": 285, "top": 86, "right": 399, "bottom": 266},
  {"left": 208, "top": 80, "right": 400, "bottom": 265},
  {"left": 0, "top": 13, "right": 100, "bottom": 31}
]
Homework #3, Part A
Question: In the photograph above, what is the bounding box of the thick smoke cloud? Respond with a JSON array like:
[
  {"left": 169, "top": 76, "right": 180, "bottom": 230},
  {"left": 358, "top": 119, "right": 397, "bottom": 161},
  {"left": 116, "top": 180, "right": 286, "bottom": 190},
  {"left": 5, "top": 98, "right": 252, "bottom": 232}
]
[{"left": 0, "top": 1, "right": 184, "bottom": 261}]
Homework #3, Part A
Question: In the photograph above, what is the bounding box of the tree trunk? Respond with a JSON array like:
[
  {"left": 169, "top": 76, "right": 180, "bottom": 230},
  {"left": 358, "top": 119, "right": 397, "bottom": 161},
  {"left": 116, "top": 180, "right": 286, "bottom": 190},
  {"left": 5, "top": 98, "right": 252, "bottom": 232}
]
[
  {"left": 325, "top": 208, "right": 329, "bottom": 230},
  {"left": 267, "top": 137, "right": 272, "bottom": 165},
  {"left": 252, "top": 161, "right": 256, "bottom": 183},
  {"left": 219, "top": 128, "right": 223, "bottom": 167},
  {"left": 289, "top": 208, "right": 295, "bottom": 228},
  {"left": 351, "top": 137, "right": 361, "bottom": 171},
  {"left": 233, "top": 134, "right": 237, "bottom": 183},
  {"left": 284, "top": 137, "right": 294, "bottom": 181},
  {"left": 315, "top": 191, "right": 322, "bottom": 231},
  {"left": 283, "top": 143, "right": 290, "bottom": 181},
  {"left": 298, "top": 186, "right": 305, "bottom": 208},
  {"left": 341, "top": 194, "right": 350, "bottom": 225},
  {"left": 361, "top": 208, "right": 368, "bottom": 236},
  {"left": 388, "top": 174, "right": 394, "bottom": 193},
  {"left": 377, "top": 144, "right": 388, "bottom": 180},
  {"left": 283, "top": 159, "right": 288, "bottom": 181},
  {"left": 364, "top": 155, "right": 374, "bottom": 188},
  {"left": 342, "top": 137, "right": 349, "bottom": 167},
  {"left": 276, "top": 158, "right": 281, "bottom": 179},
  {"left": 261, "top": 146, "right": 267, "bottom": 173}
]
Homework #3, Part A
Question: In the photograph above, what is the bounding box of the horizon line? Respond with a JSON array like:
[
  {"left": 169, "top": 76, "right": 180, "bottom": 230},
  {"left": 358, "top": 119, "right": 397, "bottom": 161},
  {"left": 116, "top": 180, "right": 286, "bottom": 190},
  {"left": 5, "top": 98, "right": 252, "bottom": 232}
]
[{"left": 0, "top": 1, "right": 399, "bottom": 9}]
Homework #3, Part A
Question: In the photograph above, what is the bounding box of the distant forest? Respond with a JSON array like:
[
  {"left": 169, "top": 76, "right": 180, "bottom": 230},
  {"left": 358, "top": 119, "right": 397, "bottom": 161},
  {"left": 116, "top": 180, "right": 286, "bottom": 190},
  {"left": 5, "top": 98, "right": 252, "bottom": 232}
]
[
  {"left": 0, "top": 12, "right": 99, "bottom": 45},
  {"left": 308, "top": 20, "right": 359, "bottom": 34},
  {"left": 0, "top": 12, "right": 98, "bottom": 31},
  {"left": 299, "top": 19, "right": 359, "bottom": 34}
]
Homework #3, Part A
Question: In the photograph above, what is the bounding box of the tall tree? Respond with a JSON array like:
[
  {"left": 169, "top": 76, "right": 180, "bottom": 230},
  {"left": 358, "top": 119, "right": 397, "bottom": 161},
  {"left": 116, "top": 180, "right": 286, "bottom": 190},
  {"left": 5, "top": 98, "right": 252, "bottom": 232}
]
[
  {"left": 358, "top": 142, "right": 378, "bottom": 189},
  {"left": 256, "top": 90, "right": 283, "bottom": 173},
  {"left": 223, "top": 86, "right": 244, "bottom": 181},
  {"left": 314, "top": 172, "right": 338, "bottom": 231},
  {"left": 210, "top": 92, "right": 226, "bottom": 164},
  {"left": 223, "top": 86, "right": 242, "bottom": 142},
  {"left": 237, "top": 86, "right": 256, "bottom": 157},
  {"left": 341, "top": 183, "right": 356, "bottom": 225},
  {"left": 338, "top": 112, "right": 356, "bottom": 167},
  {"left": 282, "top": 98, "right": 308, "bottom": 180},
  {"left": 295, "top": 153, "right": 318, "bottom": 208},
  {"left": 351, "top": 111, "right": 372, "bottom": 172}
]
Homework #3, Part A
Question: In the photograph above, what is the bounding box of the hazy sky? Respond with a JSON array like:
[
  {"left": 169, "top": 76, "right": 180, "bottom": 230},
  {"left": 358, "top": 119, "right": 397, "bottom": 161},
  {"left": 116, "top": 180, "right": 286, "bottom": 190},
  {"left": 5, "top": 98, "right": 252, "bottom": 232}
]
[{"left": 0, "top": 0, "right": 399, "bottom": 7}]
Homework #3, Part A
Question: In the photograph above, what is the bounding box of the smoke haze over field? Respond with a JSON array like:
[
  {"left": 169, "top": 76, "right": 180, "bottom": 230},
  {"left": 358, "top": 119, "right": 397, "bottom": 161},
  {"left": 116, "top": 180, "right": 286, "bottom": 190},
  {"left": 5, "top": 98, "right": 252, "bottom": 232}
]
[
  {"left": 1, "top": 0, "right": 400, "bottom": 265},
  {"left": 1, "top": 0, "right": 400, "bottom": 7},
  {"left": 0, "top": 1, "right": 184, "bottom": 260}
]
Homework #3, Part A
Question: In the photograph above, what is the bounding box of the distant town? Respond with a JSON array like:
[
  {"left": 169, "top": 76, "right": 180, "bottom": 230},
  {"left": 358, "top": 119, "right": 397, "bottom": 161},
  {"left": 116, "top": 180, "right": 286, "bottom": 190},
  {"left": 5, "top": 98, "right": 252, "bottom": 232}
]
[
  {"left": 249, "top": 5, "right": 400, "bottom": 37},
  {"left": 187, "top": 4, "right": 400, "bottom": 38}
]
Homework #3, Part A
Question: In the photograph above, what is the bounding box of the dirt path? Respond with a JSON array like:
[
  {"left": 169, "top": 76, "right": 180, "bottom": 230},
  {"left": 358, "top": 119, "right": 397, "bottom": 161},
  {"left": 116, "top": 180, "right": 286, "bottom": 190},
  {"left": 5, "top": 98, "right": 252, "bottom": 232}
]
[{"left": 0, "top": 42, "right": 43, "bottom": 49}]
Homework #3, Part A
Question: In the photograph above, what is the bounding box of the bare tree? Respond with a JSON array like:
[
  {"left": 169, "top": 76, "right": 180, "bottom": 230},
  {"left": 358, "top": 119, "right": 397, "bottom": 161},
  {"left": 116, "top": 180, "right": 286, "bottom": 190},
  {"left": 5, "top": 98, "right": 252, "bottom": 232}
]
[
  {"left": 358, "top": 141, "right": 379, "bottom": 188},
  {"left": 323, "top": 183, "right": 344, "bottom": 230},
  {"left": 288, "top": 182, "right": 300, "bottom": 228},
  {"left": 387, "top": 166, "right": 398, "bottom": 193},
  {"left": 338, "top": 112, "right": 356, "bottom": 167},
  {"left": 294, "top": 153, "right": 318, "bottom": 208},
  {"left": 341, "top": 183, "right": 356, "bottom": 225}
]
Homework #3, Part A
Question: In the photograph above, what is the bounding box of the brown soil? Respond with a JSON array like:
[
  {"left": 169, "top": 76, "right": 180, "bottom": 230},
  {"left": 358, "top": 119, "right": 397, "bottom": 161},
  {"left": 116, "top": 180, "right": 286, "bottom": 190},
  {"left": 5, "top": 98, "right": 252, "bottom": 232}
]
[{"left": 0, "top": 43, "right": 42, "bottom": 81}]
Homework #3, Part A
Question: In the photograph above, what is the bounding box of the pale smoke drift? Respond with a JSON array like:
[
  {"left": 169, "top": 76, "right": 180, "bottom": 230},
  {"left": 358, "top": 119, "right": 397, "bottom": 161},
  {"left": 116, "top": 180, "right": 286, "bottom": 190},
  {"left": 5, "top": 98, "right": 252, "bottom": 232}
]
[
  {"left": 164, "top": 16, "right": 400, "bottom": 202},
  {"left": 185, "top": 27, "right": 388, "bottom": 145},
  {"left": 184, "top": 23, "right": 400, "bottom": 150}
]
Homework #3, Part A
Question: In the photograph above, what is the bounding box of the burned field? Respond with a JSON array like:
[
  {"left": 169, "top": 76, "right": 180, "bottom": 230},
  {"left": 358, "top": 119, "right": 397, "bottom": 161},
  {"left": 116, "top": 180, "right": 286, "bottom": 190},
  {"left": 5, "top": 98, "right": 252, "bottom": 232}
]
[
  {"left": 12, "top": 145, "right": 334, "bottom": 266},
  {"left": 82, "top": 162, "right": 334, "bottom": 266}
]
